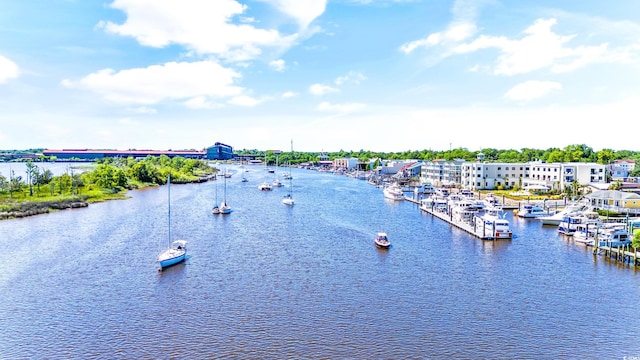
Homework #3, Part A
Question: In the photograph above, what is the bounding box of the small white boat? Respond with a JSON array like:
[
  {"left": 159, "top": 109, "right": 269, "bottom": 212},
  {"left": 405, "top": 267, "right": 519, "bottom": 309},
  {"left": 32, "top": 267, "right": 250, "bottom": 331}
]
[
  {"left": 258, "top": 182, "right": 272, "bottom": 191},
  {"left": 375, "top": 232, "right": 391, "bottom": 248},
  {"left": 282, "top": 194, "right": 294, "bottom": 206}
]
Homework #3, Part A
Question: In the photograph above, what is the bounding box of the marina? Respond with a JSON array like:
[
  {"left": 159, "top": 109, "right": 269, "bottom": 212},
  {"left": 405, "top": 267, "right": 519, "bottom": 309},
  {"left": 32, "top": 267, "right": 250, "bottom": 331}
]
[{"left": 0, "top": 164, "right": 640, "bottom": 358}]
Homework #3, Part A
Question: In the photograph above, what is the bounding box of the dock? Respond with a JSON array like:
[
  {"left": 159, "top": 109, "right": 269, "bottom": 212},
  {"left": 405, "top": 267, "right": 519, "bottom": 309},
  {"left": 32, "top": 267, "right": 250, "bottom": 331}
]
[
  {"left": 591, "top": 243, "right": 640, "bottom": 266},
  {"left": 405, "top": 195, "right": 508, "bottom": 240}
]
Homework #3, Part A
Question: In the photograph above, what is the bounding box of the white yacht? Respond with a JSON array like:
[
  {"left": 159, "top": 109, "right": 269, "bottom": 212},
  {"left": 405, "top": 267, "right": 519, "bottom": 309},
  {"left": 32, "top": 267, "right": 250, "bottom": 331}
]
[
  {"left": 474, "top": 206, "right": 513, "bottom": 239},
  {"left": 383, "top": 183, "right": 404, "bottom": 201},
  {"left": 517, "top": 204, "right": 551, "bottom": 218}
]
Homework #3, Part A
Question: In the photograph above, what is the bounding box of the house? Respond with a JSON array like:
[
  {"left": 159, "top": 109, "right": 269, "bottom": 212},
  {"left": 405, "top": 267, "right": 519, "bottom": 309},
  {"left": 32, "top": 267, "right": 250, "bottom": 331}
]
[
  {"left": 609, "top": 159, "right": 636, "bottom": 178},
  {"left": 585, "top": 190, "right": 640, "bottom": 215}
]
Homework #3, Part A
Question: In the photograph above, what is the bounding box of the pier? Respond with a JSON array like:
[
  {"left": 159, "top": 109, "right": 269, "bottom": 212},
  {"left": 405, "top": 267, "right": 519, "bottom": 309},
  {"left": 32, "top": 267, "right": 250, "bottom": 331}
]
[
  {"left": 405, "top": 195, "right": 508, "bottom": 240},
  {"left": 594, "top": 245, "right": 640, "bottom": 266}
]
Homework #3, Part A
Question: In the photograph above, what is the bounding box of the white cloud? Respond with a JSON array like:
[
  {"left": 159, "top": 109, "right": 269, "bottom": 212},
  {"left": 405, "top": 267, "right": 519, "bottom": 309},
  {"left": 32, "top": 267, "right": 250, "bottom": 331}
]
[
  {"left": 281, "top": 91, "right": 297, "bottom": 98},
  {"left": 454, "top": 18, "right": 610, "bottom": 75},
  {"left": 309, "top": 83, "right": 339, "bottom": 95},
  {"left": 128, "top": 106, "right": 158, "bottom": 114},
  {"left": 0, "top": 55, "right": 20, "bottom": 83},
  {"left": 264, "top": 0, "right": 327, "bottom": 29},
  {"left": 62, "top": 60, "right": 244, "bottom": 105},
  {"left": 183, "top": 96, "right": 222, "bottom": 109},
  {"left": 504, "top": 80, "right": 562, "bottom": 102},
  {"left": 316, "top": 101, "right": 365, "bottom": 113},
  {"left": 100, "top": 0, "right": 325, "bottom": 62},
  {"left": 335, "top": 71, "right": 366, "bottom": 85},
  {"left": 401, "top": 0, "right": 636, "bottom": 77},
  {"left": 269, "top": 59, "right": 286, "bottom": 72},
  {"left": 399, "top": 0, "right": 481, "bottom": 54},
  {"left": 227, "top": 95, "right": 263, "bottom": 107}
]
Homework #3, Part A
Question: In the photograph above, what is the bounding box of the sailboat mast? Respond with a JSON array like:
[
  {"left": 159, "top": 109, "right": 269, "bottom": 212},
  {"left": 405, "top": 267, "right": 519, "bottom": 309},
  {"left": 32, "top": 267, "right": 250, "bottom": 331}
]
[{"left": 168, "top": 173, "right": 171, "bottom": 243}]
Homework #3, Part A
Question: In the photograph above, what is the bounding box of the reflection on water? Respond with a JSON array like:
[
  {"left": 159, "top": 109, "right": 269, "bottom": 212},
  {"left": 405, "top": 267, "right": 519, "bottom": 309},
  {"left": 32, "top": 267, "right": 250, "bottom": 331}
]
[{"left": 0, "top": 165, "right": 639, "bottom": 359}]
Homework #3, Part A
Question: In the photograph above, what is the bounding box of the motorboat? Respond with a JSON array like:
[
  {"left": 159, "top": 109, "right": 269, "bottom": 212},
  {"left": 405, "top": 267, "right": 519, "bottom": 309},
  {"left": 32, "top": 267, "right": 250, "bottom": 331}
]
[
  {"left": 258, "top": 182, "right": 272, "bottom": 191},
  {"left": 595, "top": 226, "right": 631, "bottom": 247},
  {"left": 383, "top": 183, "right": 404, "bottom": 201},
  {"left": 517, "top": 204, "right": 551, "bottom": 218},
  {"left": 374, "top": 232, "right": 391, "bottom": 248},
  {"left": 557, "top": 211, "right": 601, "bottom": 236},
  {"left": 474, "top": 206, "right": 512, "bottom": 239},
  {"left": 538, "top": 201, "right": 588, "bottom": 226}
]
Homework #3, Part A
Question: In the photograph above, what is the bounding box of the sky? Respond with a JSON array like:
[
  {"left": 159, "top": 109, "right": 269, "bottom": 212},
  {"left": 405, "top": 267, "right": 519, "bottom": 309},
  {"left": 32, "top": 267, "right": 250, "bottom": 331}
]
[{"left": 1, "top": 0, "right": 639, "bottom": 153}]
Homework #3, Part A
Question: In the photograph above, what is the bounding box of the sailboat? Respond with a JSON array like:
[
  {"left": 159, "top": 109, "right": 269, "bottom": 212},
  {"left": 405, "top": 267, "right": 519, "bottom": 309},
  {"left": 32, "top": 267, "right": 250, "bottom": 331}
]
[
  {"left": 273, "top": 151, "right": 283, "bottom": 187},
  {"left": 219, "top": 166, "right": 232, "bottom": 214},
  {"left": 282, "top": 141, "right": 294, "bottom": 206},
  {"left": 258, "top": 152, "right": 273, "bottom": 191},
  {"left": 157, "top": 173, "right": 187, "bottom": 270},
  {"left": 212, "top": 171, "right": 221, "bottom": 214}
]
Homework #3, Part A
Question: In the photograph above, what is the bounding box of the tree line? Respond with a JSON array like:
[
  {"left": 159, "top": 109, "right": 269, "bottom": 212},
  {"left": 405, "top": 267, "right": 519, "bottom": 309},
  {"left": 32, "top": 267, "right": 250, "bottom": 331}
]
[
  {"left": 0, "top": 155, "right": 216, "bottom": 200},
  {"left": 237, "top": 144, "right": 640, "bottom": 176}
]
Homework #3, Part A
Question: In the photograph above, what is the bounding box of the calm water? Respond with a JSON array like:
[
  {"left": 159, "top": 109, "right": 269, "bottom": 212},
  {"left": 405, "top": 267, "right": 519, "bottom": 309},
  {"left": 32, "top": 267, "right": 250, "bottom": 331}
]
[{"left": 0, "top": 165, "right": 639, "bottom": 359}]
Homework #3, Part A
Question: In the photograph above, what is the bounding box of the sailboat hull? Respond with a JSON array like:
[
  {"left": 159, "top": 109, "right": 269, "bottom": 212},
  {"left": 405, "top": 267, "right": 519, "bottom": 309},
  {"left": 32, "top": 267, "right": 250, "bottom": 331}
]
[{"left": 157, "top": 249, "right": 186, "bottom": 270}]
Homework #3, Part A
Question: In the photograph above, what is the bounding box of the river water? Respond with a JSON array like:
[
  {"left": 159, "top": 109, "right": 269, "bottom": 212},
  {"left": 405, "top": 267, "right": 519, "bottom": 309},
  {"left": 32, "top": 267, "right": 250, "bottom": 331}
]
[{"left": 0, "top": 164, "right": 639, "bottom": 359}]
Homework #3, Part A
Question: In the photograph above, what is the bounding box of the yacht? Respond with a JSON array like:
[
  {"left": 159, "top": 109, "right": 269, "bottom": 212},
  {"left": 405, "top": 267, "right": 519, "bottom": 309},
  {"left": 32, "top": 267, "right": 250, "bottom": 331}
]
[
  {"left": 383, "top": 183, "right": 404, "bottom": 201},
  {"left": 538, "top": 201, "right": 588, "bottom": 226},
  {"left": 517, "top": 204, "right": 551, "bottom": 218},
  {"left": 474, "top": 206, "right": 513, "bottom": 239},
  {"left": 557, "top": 211, "right": 601, "bottom": 236}
]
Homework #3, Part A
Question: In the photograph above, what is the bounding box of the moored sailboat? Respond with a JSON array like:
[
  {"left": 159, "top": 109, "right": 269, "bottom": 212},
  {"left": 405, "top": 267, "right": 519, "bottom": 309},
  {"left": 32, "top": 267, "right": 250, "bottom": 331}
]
[{"left": 157, "top": 173, "right": 187, "bottom": 270}]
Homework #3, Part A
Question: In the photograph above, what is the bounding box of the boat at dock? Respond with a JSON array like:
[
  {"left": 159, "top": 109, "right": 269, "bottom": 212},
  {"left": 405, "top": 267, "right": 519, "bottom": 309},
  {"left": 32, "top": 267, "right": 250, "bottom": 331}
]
[
  {"left": 383, "top": 183, "right": 404, "bottom": 201},
  {"left": 474, "top": 206, "right": 513, "bottom": 240},
  {"left": 516, "top": 204, "right": 552, "bottom": 218},
  {"left": 558, "top": 211, "right": 601, "bottom": 236},
  {"left": 538, "top": 200, "right": 588, "bottom": 226}
]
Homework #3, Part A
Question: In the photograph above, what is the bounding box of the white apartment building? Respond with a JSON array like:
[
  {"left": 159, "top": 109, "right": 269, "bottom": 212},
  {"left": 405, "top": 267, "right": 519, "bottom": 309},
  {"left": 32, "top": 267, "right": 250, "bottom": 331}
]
[
  {"left": 527, "top": 162, "right": 607, "bottom": 190},
  {"left": 420, "top": 159, "right": 465, "bottom": 186},
  {"left": 458, "top": 161, "right": 608, "bottom": 191},
  {"left": 461, "top": 162, "right": 529, "bottom": 190}
]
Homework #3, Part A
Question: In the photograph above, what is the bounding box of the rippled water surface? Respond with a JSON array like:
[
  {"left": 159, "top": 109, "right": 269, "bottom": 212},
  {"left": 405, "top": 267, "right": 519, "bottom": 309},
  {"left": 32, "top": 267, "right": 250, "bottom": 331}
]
[{"left": 1, "top": 165, "right": 639, "bottom": 359}]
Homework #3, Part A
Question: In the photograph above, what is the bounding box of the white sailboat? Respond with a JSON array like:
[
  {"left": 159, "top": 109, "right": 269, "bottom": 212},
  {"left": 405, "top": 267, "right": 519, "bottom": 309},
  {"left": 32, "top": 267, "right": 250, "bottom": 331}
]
[
  {"left": 273, "top": 151, "right": 283, "bottom": 187},
  {"left": 157, "top": 173, "right": 187, "bottom": 270},
  {"left": 220, "top": 166, "right": 232, "bottom": 214},
  {"left": 212, "top": 173, "right": 220, "bottom": 214},
  {"left": 259, "top": 152, "right": 273, "bottom": 191},
  {"left": 282, "top": 140, "right": 295, "bottom": 206}
]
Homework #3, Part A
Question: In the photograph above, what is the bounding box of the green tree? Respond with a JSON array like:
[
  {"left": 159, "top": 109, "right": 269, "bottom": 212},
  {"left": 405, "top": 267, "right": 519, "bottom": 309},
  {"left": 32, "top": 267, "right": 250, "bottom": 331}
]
[
  {"left": 632, "top": 231, "right": 640, "bottom": 250},
  {"left": 597, "top": 149, "right": 615, "bottom": 165}
]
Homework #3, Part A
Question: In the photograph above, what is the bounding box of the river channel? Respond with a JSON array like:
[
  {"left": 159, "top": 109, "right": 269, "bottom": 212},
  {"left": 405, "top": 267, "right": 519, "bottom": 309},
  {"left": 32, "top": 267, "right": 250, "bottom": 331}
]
[{"left": 0, "top": 164, "right": 639, "bottom": 359}]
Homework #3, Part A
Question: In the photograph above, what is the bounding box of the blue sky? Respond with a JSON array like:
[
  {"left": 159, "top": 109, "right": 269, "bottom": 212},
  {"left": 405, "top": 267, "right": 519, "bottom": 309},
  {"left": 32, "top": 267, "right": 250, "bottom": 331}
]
[{"left": 1, "top": 0, "right": 639, "bottom": 153}]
